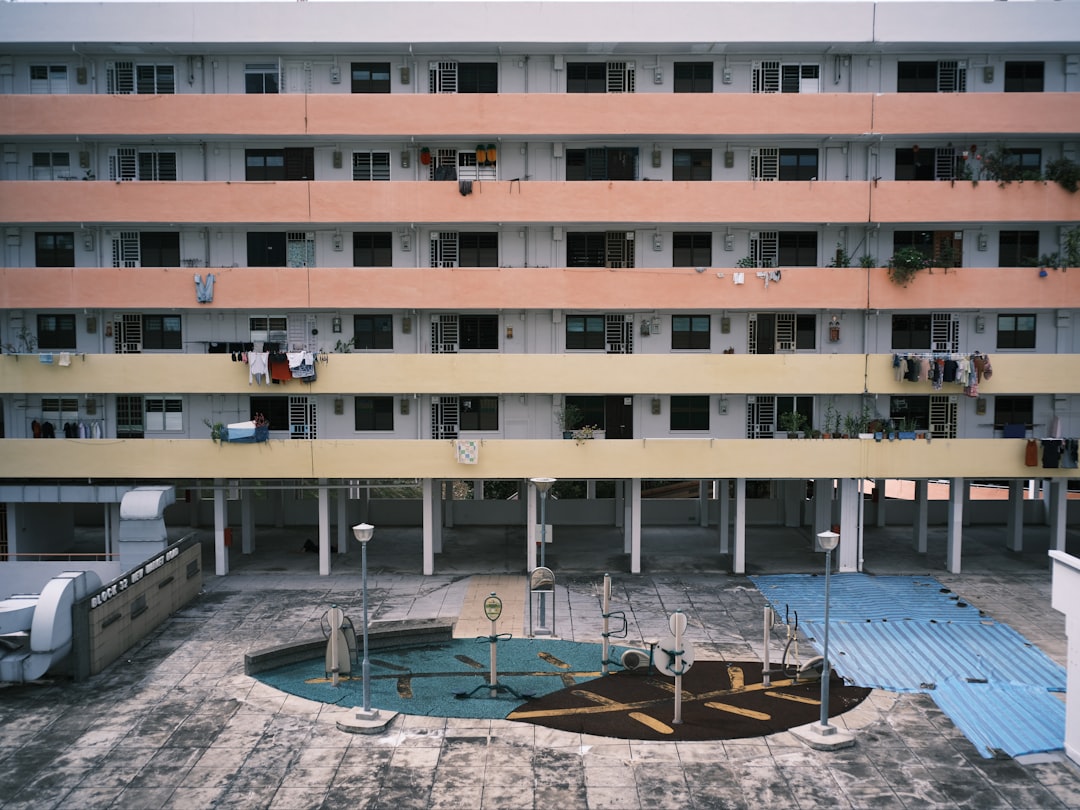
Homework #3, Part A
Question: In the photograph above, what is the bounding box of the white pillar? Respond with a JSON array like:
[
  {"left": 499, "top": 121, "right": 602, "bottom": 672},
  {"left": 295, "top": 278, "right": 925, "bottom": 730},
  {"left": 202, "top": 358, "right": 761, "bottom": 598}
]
[
  {"left": 318, "top": 478, "right": 330, "bottom": 576},
  {"left": 433, "top": 480, "right": 443, "bottom": 554},
  {"left": 698, "top": 480, "right": 709, "bottom": 527},
  {"left": 946, "top": 477, "right": 965, "bottom": 574},
  {"left": 241, "top": 492, "right": 254, "bottom": 554},
  {"left": 526, "top": 479, "right": 538, "bottom": 572},
  {"left": 1050, "top": 551, "right": 1080, "bottom": 767},
  {"left": 623, "top": 481, "right": 632, "bottom": 554},
  {"left": 106, "top": 502, "right": 121, "bottom": 561},
  {"left": 213, "top": 480, "right": 228, "bottom": 576},
  {"left": 1006, "top": 479, "right": 1025, "bottom": 553},
  {"left": 733, "top": 478, "right": 746, "bottom": 575},
  {"left": 837, "top": 479, "right": 859, "bottom": 573},
  {"left": 717, "top": 479, "right": 730, "bottom": 556},
  {"left": 336, "top": 485, "right": 348, "bottom": 554},
  {"left": 630, "top": 478, "right": 641, "bottom": 574},
  {"left": 422, "top": 478, "right": 435, "bottom": 576},
  {"left": 914, "top": 479, "right": 929, "bottom": 554},
  {"left": 1051, "top": 479, "right": 1069, "bottom": 552}
]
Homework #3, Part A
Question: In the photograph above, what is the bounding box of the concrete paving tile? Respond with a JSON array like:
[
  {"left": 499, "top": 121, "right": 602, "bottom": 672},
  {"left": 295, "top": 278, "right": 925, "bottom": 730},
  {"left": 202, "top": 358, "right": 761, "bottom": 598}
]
[
  {"left": 267, "top": 786, "right": 330, "bottom": 809},
  {"left": 112, "top": 784, "right": 177, "bottom": 809},
  {"left": 483, "top": 764, "right": 535, "bottom": 785},
  {"left": 389, "top": 745, "right": 441, "bottom": 768},
  {"left": 177, "top": 764, "right": 238, "bottom": 789},
  {"left": 292, "top": 745, "right": 348, "bottom": 770},
  {"left": 477, "top": 784, "right": 536, "bottom": 809},
  {"left": 126, "top": 762, "right": 195, "bottom": 790},
  {"left": 586, "top": 784, "right": 643, "bottom": 808},
  {"left": 727, "top": 763, "right": 798, "bottom": 806},
  {"left": 584, "top": 763, "right": 636, "bottom": 787}
]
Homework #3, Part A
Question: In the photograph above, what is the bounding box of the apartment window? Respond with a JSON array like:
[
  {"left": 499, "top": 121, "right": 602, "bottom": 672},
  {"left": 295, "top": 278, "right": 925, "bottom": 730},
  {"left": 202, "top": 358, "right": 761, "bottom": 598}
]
[
  {"left": 459, "top": 315, "right": 499, "bottom": 350},
  {"left": 245, "top": 64, "right": 279, "bottom": 94},
  {"left": 672, "top": 315, "right": 710, "bottom": 350},
  {"left": 137, "top": 65, "right": 175, "bottom": 94},
  {"left": 567, "top": 62, "right": 635, "bottom": 93},
  {"left": 35, "top": 232, "right": 75, "bottom": 267},
  {"left": 142, "top": 315, "right": 182, "bottom": 350},
  {"left": 352, "top": 151, "right": 391, "bottom": 181},
  {"left": 566, "top": 148, "right": 639, "bottom": 181},
  {"left": 354, "top": 397, "right": 394, "bottom": 431},
  {"left": 895, "top": 147, "right": 956, "bottom": 181},
  {"left": 672, "top": 149, "right": 711, "bottom": 181},
  {"left": 1002, "top": 148, "right": 1042, "bottom": 180},
  {"left": 351, "top": 62, "right": 391, "bottom": 93},
  {"left": 244, "top": 148, "right": 314, "bottom": 181},
  {"left": 891, "top": 314, "right": 932, "bottom": 350},
  {"left": 30, "top": 64, "right": 68, "bottom": 94},
  {"left": 672, "top": 233, "right": 712, "bottom": 267},
  {"left": 998, "top": 231, "right": 1039, "bottom": 267},
  {"left": 775, "top": 396, "right": 815, "bottom": 434},
  {"left": 994, "top": 396, "right": 1033, "bottom": 431},
  {"left": 778, "top": 232, "right": 817, "bottom": 266},
  {"left": 428, "top": 62, "right": 497, "bottom": 93},
  {"left": 116, "top": 395, "right": 144, "bottom": 438},
  {"left": 564, "top": 395, "right": 605, "bottom": 430},
  {"left": 144, "top": 397, "right": 183, "bottom": 432},
  {"left": 109, "top": 147, "right": 178, "bottom": 181},
  {"left": 1004, "top": 61, "right": 1044, "bottom": 93},
  {"left": 897, "top": 60, "right": 966, "bottom": 93},
  {"left": 250, "top": 396, "right": 289, "bottom": 431},
  {"left": 458, "top": 233, "right": 499, "bottom": 267},
  {"left": 353, "top": 232, "right": 392, "bottom": 267},
  {"left": 889, "top": 396, "right": 931, "bottom": 435},
  {"left": 670, "top": 396, "right": 709, "bottom": 431},
  {"left": 997, "top": 314, "right": 1036, "bottom": 349},
  {"left": 247, "top": 233, "right": 286, "bottom": 266},
  {"left": 674, "top": 62, "right": 712, "bottom": 93},
  {"left": 31, "top": 152, "right": 71, "bottom": 180},
  {"left": 567, "top": 232, "right": 635, "bottom": 268},
  {"left": 753, "top": 62, "right": 819, "bottom": 93},
  {"left": 566, "top": 315, "right": 606, "bottom": 350},
  {"left": 36, "top": 314, "right": 76, "bottom": 350},
  {"left": 460, "top": 396, "right": 499, "bottom": 431},
  {"left": 353, "top": 315, "right": 393, "bottom": 350},
  {"left": 779, "top": 149, "right": 818, "bottom": 181},
  {"left": 140, "top": 233, "right": 181, "bottom": 267}
]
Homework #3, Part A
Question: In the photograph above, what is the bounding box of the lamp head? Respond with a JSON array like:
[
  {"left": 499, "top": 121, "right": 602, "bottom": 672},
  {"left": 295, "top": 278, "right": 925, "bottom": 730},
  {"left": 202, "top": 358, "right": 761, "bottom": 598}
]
[
  {"left": 817, "top": 530, "right": 840, "bottom": 552},
  {"left": 352, "top": 522, "right": 375, "bottom": 544},
  {"left": 530, "top": 477, "right": 556, "bottom": 494}
]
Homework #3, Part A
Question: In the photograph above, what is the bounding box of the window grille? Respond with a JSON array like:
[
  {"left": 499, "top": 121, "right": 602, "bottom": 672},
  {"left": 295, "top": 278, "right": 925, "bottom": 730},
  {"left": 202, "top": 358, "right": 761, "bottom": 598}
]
[
  {"left": 604, "top": 232, "right": 635, "bottom": 268},
  {"left": 930, "top": 395, "right": 958, "bottom": 439},
  {"left": 606, "top": 61, "right": 636, "bottom": 93},
  {"left": 431, "top": 396, "right": 460, "bottom": 439},
  {"left": 775, "top": 313, "right": 796, "bottom": 353},
  {"left": 430, "top": 232, "right": 459, "bottom": 268},
  {"left": 750, "top": 148, "right": 779, "bottom": 180},
  {"left": 750, "top": 231, "right": 778, "bottom": 268},
  {"left": 112, "top": 232, "right": 140, "bottom": 267},
  {"left": 430, "top": 314, "right": 460, "bottom": 354},
  {"left": 938, "top": 61, "right": 966, "bottom": 92},
  {"left": 113, "top": 313, "right": 143, "bottom": 354},
  {"left": 352, "top": 151, "right": 391, "bottom": 181},
  {"left": 605, "top": 314, "right": 634, "bottom": 354},
  {"left": 931, "top": 313, "right": 960, "bottom": 353},
  {"left": 746, "top": 395, "right": 776, "bottom": 438},
  {"left": 429, "top": 61, "right": 458, "bottom": 93},
  {"left": 289, "top": 396, "right": 316, "bottom": 440},
  {"left": 286, "top": 232, "right": 314, "bottom": 268}
]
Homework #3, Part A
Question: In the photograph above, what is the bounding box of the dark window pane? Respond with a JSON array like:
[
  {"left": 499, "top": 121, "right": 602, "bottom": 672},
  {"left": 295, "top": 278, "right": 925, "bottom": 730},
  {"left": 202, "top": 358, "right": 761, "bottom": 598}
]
[
  {"left": 35, "top": 231, "right": 75, "bottom": 267},
  {"left": 140, "top": 232, "right": 180, "bottom": 266},
  {"left": 353, "top": 232, "right": 392, "bottom": 267},
  {"left": 247, "top": 232, "right": 287, "bottom": 266},
  {"left": 353, "top": 314, "right": 393, "bottom": 350},
  {"left": 457, "top": 63, "right": 497, "bottom": 93},
  {"left": 674, "top": 62, "right": 712, "bottom": 93},
  {"left": 998, "top": 230, "right": 1039, "bottom": 267},
  {"left": 1004, "top": 61, "right": 1044, "bottom": 93},
  {"left": 778, "top": 149, "right": 818, "bottom": 181},
  {"left": 892, "top": 314, "right": 931, "bottom": 350},
  {"left": 459, "top": 315, "right": 498, "bottom": 349},
  {"left": 354, "top": 396, "right": 394, "bottom": 430},
  {"left": 351, "top": 62, "right": 391, "bottom": 93},
  {"left": 671, "top": 315, "right": 710, "bottom": 349},
  {"left": 250, "top": 396, "right": 289, "bottom": 430},
  {"left": 994, "top": 395, "right": 1033, "bottom": 429},
  {"left": 897, "top": 61, "right": 938, "bottom": 93},
  {"left": 459, "top": 396, "right": 499, "bottom": 430},
  {"left": 458, "top": 232, "right": 499, "bottom": 267},
  {"left": 670, "top": 395, "right": 709, "bottom": 431},
  {"left": 795, "top": 314, "right": 816, "bottom": 350},
  {"left": 997, "top": 313, "right": 1036, "bottom": 349},
  {"left": 566, "top": 315, "right": 605, "bottom": 349},
  {"left": 672, "top": 232, "right": 711, "bottom": 267},
  {"left": 777, "top": 232, "right": 817, "bottom": 266},
  {"left": 672, "top": 149, "right": 711, "bottom": 181},
  {"left": 142, "top": 314, "right": 182, "bottom": 350},
  {"left": 36, "top": 314, "right": 77, "bottom": 350},
  {"left": 567, "top": 62, "right": 606, "bottom": 93}
]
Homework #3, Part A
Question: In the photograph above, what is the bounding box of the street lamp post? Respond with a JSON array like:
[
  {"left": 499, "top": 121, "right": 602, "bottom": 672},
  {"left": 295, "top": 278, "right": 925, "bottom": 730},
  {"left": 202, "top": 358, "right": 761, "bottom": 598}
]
[
  {"left": 352, "top": 522, "right": 376, "bottom": 719},
  {"left": 816, "top": 529, "right": 840, "bottom": 732},
  {"left": 530, "top": 477, "right": 556, "bottom": 632}
]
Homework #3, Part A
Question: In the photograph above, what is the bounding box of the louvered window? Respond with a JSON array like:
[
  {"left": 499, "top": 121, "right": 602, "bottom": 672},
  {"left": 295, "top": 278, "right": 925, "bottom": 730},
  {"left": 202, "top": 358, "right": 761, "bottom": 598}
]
[
  {"left": 30, "top": 65, "right": 68, "bottom": 94},
  {"left": 249, "top": 316, "right": 289, "bottom": 348},
  {"left": 746, "top": 396, "right": 777, "bottom": 438},
  {"left": 31, "top": 152, "right": 71, "bottom": 180},
  {"left": 138, "top": 152, "right": 177, "bottom": 181},
  {"left": 41, "top": 397, "right": 80, "bottom": 424},
  {"left": 431, "top": 396, "right": 460, "bottom": 439},
  {"left": 352, "top": 151, "right": 391, "bottom": 181},
  {"left": 753, "top": 62, "right": 819, "bottom": 94},
  {"left": 430, "top": 232, "right": 459, "bottom": 268},
  {"left": 567, "top": 62, "right": 635, "bottom": 93},
  {"left": 605, "top": 314, "right": 634, "bottom": 354},
  {"left": 107, "top": 62, "right": 174, "bottom": 94},
  {"left": 457, "top": 151, "right": 497, "bottom": 182},
  {"left": 289, "top": 396, "right": 317, "bottom": 440},
  {"left": 431, "top": 314, "right": 460, "bottom": 354},
  {"left": 145, "top": 397, "right": 183, "bottom": 432},
  {"left": 749, "top": 232, "right": 778, "bottom": 268},
  {"left": 898, "top": 61, "right": 967, "bottom": 93}
]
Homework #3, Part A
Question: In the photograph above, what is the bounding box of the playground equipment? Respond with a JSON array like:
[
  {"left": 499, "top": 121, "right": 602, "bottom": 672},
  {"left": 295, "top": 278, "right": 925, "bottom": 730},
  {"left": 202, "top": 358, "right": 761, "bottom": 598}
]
[
  {"left": 456, "top": 592, "right": 534, "bottom": 701},
  {"left": 762, "top": 603, "right": 820, "bottom": 687},
  {"left": 322, "top": 605, "right": 357, "bottom": 686}
]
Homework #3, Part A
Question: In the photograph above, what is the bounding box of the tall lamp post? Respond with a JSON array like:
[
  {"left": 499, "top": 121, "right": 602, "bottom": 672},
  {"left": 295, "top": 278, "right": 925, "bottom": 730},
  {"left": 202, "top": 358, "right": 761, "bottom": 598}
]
[
  {"left": 816, "top": 529, "right": 839, "bottom": 732},
  {"left": 530, "top": 477, "right": 556, "bottom": 632},
  {"left": 352, "top": 522, "right": 376, "bottom": 719}
]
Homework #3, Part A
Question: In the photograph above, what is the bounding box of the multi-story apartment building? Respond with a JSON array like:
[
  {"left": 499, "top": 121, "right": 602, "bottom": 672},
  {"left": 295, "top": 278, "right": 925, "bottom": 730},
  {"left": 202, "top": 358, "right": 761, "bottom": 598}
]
[{"left": 1, "top": 0, "right": 1078, "bottom": 582}]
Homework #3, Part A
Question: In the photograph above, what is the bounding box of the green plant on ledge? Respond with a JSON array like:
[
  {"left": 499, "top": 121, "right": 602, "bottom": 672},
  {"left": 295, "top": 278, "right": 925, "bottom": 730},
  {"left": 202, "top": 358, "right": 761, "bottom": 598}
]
[
  {"left": 572, "top": 424, "right": 597, "bottom": 445},
  {"left": 203, "top": 418, "right": 225, "bottom": 443},
  {"left": 887, "top": 247, "right": 931, "bottom": 286},
  {"left": 1046, "top": 157, "right": 1080, "bottom": 193},
  {"left": 778, "top": 411, "right": 808, "bottom": 438}
]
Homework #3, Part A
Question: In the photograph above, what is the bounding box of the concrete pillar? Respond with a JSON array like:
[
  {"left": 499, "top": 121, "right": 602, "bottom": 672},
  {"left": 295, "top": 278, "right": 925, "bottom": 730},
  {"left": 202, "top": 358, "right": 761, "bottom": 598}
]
[
  {"left": 874, "top": 478, "right": 886, "bottom": 527},
  {"left": 526, "top": 479, "right": 538, "bottom": 573},
  {"left": 421, "top": 478, "right": 435, "bottom": 576},
  {"left": 813, "top": 479, "right": 832, "bottom": 537},
  {"left": 837, "top": 479, "right": 859, "bottom": 572},
  {"left": 1051, "top": 479, "right": 1069, "bottom": 552},
  {"left": 630, "top": 478, "right": 641, "bottom": 574},
  {"left": 433, "top": 480, "right": 443, "bottom": 555},
  {"left": 318, "top": 479, "right": 330, "bottom": 576},
  {"left": 213, "top": 480, "right": 228, "bottom": 576},
  {"left": 189, "top": 485, "right": 201, "bottom": 529},
  {"left": 698, "top": 480, "right": 709, "bottom": 527},
  {"left": 717, "top": 479, "right": 730, "bottom": 556},
  {"left": 615, "top": 479, "right": 625, "bottom": 529},
  {"left": 733, "top": 478, "right": 746, "bottom": 575},
  {"left": 1006, "top": 479, "right": 1025, "bottom": 553},
  {"left": 1050, "top": 550, "right": 1080, "bottom": 767},
  {"left": 241, "top": 492, "right": 254, "bottom": 554},
  {"left": 946, "top": 477, "right": 965, "bottom": 574},
  {"left": 587, "top": 479, "right": 597, "bottom": 500},
  {"left": 623, "top": 481, "right": 632, "bottom": 554},
  {"left": 783, "top": 480, "right": 802, "bottom": 528},
  {"left": 106, "top": 502, "right": 121, "bottom": 561},
  {"left": 336, "top": 485, "right": 348, "bottom": 554},
  {"left": 914, "top": 479, "right": 929, "bottom": 554},
  {"left": 445, "top": 479, "right": 455, "bottom": 528}
]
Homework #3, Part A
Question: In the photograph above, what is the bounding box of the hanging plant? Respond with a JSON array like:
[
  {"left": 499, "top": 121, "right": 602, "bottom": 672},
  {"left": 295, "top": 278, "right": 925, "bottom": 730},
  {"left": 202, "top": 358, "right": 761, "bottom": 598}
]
[{"left": 887, "top": 247, "right": 931, "bottom": 286}]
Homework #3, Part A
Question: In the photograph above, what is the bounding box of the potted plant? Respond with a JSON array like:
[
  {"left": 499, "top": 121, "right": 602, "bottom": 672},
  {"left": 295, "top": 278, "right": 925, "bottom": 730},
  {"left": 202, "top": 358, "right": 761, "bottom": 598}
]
[
  {"left": 778, "top": 411, "right": 807, "bottom": 438},
  {"left": 572, "top": 424, "right": 597, "bottom": 445},
  {"left": 555, "top": 403, "right": 584, "bottom": 439},
  {"left": 887, "top": 247, "right": 931, "bottom": 287},
  {"left": 203, "top": 418, "right": 225, "bottom": 443},
  {"left": 842, "top": 413, "right": 860, "bottom": 439},
  {"left": 898, "top": 417, "right": 918, "bottom": 440}
]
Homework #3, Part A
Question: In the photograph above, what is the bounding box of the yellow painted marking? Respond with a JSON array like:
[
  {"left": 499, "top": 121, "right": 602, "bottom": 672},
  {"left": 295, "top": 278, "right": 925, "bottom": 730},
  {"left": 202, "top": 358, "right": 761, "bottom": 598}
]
[
  {"left": 704, "top": 701, "right": 772, "bottom": 721},
  {"left": 570, "top": 690, "right": 623, "bottom": 706},
  {"left": 371, "top": 658, "right": 409, "bottom": 672},
  {"left": 628, "top": 712, "right": 674, "bottom": 735},
  {"left": 728, "top": 665, "right": 744, "bottom": 690},
  {"left": 508, "top": 678, "right": 795, "bottom": 720},
  {"left": 539, "top": 652, "right": 571, "bottom": 669},
  {"left": 765, "top": 690, "right": 820, "bottom": 706},
  {"left": 304, "top": 676, "right": 358, "bottom": 684},
  {"left": 397, "top": 676, "right": 413, "bottom": 699},
  {"left": 560, "top": 673, "right": 578, "bottom": 688},
  {"left": 455, "top": 655, "right": 485, "bottom": 669}
]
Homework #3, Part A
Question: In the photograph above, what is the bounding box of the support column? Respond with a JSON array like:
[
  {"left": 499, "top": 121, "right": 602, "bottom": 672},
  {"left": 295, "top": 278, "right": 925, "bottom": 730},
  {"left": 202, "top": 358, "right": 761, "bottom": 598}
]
[
  {"left": 837, "top": 479, "right": 859, "bottom": 573},
  {"left": 433, "top": 480, "right": 443, "bottom": 554},
  {"left": 623, "top": 481, "right": 632, "bottom": 554},
  {"left": 874, "top": 478, "right": 886, "bottom": 527},
  {"left": 106, "top": 502, "right": 121, "bottom": 561},
  {"left": 213, "top": 479, "right": 228, "bottom": 576},
  {"left": 336, "top": 485, "right": 348, "bottom": 554},
  {"left": 189, "top": 485, "right": 201, "bottom": 529},
  {"left": 698, "top": 480, "right": 709, "bottom": 527},
  {"left": 615, "top": 480, "right": 625, "bottom": 529},
  {"left": 946, "top": 477, "right": 965, "bottom": 574},
  {"left": 1051, "top": 479, "right": 1069, "bottom": 552},
  {"left": 717, "top": 479, "right": 730, "bottom": 556},
  {"left": 241, "top": 492, "right": 254, "bottom": 554},
  {"left": 318, "top": 478, "right": 330, "bottom": 576},
  {"left": 813, "top": 479, "right": 831, "bottom": 537},
  {"left": 914, "top": 479, "right": 929, "bottom": 554},
  {"left": 526, "top": 479, "right": 538, "bottom": 573},
  {"left": 422, "top": 478, "right": 435, "bottom": 576},
  {"left": 445, "top": 479, "right": 455, "bottom": 528},
  {"left": 1006, "top": 479, "right": 1025, "bottom": 553},
  {"left": 733, "top": 478, "right": 746, "bottom": 575},
  {"left": 629, "top": 478, "right": 641, "bottom": 574},
  {"left": 1049, "top": 551, "right": 1080, "bottom": 768},
  {"left": 783, "top": 480, "right": 802, "bottom": 528}
]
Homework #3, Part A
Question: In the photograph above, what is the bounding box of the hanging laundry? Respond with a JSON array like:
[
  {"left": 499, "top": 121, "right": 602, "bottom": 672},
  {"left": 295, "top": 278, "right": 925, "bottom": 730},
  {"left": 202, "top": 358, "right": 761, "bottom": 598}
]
[
  {"left": 248, "top": 351, "right": 270, "bottom": 385},
  {"left": 1041, "top": 439, "right": 1063, "bottom": 469},
  {"left": 194, "top": 273, "right": 216, "bottom": 303}
]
